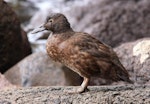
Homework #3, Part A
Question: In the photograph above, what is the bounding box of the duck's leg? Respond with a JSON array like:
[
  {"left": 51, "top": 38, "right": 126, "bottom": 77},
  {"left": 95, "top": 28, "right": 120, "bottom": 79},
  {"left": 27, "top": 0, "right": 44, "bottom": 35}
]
[{"left": 76, "top": 77, "right": 89, "bottom": 93}]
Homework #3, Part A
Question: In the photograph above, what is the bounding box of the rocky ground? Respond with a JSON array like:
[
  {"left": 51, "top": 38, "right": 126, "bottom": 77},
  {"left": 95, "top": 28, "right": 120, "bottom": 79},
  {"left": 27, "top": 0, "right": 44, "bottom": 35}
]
[{"left": 0, "top": 85, "right": 150, "bottom": 104}]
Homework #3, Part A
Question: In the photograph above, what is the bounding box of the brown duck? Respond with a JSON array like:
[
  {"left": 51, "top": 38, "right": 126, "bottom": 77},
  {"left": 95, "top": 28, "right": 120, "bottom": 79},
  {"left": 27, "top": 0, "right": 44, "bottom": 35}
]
[{"left": 32, "top": 13, "right": 133, "bottom": 93}]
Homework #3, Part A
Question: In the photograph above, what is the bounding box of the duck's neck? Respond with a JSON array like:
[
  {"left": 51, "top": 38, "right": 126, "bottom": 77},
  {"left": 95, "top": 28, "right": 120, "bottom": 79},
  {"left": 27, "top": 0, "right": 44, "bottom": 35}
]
[
  {"left": 52, "top": 29, "right": 75, "bottom": 40},
  {"left": 54, "top": 28, "right": 73, "bottom": 33}
]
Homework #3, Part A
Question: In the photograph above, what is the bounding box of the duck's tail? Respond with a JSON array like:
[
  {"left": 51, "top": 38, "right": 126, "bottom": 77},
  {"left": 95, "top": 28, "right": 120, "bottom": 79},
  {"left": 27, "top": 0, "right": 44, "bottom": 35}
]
[{"left": 112, "top": 60, "right": 134, "bottom": 84}]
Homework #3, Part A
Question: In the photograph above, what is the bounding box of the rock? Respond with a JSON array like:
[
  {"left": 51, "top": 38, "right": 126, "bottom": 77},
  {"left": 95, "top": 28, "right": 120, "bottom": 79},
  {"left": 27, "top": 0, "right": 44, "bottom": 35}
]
[
  {"left": 114, "top": 38, "right": 150, "bottom": 85},
  {"left": 5, "top": 52, "right": 81, "bottom": 87},
  {"left": 5, "top": 0, "right": 38, "bottom": 24},
  {"left": 0, "top": 73, "right": 16, "bottom": 89},
  {"left": 0, "top": 1, "right": 31, "bottom": 73},
  {"left": 6, "top": 0, "right": 84, "bottom": 24},
  {"left": 65, "top": 0, "right": 150, "bottom": 47},
  {"left": 0, "top": 85, "right": 149, "bottom": 103},
  {"left": 21, "top": 29, "right": 32, "bottom": 56},
  {"left": 4, "top": 65, "right": 21, "bottom": 86}
]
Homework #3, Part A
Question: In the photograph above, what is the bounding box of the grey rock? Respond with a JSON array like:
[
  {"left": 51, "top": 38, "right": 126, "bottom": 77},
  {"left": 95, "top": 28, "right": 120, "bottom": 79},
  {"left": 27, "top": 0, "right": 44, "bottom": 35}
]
[
  {"left": 5, "top": 52, "right": 81, "bottom": 87},
  {"left": 65, "top": 0, "right": 150, "bottom": 47},
  {"left": 6, "top": 0, "right": 38, "bottom": 24},
  {"left": 115, "top": 38, "right": 150, "bottom": 85},
  {"left": 0, "top": 85, "right": 149, "bottom": 104},
  {"left": 0, "top": 73, "right": 16, "bottom": 89}
]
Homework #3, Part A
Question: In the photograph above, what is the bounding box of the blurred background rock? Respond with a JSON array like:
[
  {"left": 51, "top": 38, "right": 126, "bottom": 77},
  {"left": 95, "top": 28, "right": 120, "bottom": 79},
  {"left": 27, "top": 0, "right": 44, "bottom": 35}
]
[
  {"left": 0, "top": 0, "right": 150, "bottom": 87},
  {"left": 0, "top": 0, "right": 31, "bottom": 73}
]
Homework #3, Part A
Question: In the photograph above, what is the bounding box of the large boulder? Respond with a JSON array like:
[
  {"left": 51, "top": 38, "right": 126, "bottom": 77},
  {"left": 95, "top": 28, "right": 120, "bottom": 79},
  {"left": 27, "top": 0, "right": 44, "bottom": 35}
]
[
  {"left": 114, "top": 38, "right": 150, "bottom": 85},
  {"left": 0, "top": 73, "right": 16, "bottom": 89},
  {"left": 0, "top": 1, "right": 31, "bottom": 73},
  {"left": 65, "top": 0, "right": 150, "bottom": 47},
  {"left": 5, "top": 52, "right": 81, "bottom": 87}
]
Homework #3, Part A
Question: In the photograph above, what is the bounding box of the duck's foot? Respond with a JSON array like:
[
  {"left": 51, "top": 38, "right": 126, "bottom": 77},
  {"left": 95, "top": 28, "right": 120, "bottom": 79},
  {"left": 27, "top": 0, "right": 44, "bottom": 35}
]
[{"left": 66, "top": 86, "right": 89, "bottom": 94}]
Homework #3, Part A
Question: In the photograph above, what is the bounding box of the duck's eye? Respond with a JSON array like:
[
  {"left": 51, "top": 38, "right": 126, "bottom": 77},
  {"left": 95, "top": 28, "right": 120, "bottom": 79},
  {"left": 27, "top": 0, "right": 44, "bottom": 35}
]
[{"left": 48, "top": 19, "right": 53, "bottom": 23}]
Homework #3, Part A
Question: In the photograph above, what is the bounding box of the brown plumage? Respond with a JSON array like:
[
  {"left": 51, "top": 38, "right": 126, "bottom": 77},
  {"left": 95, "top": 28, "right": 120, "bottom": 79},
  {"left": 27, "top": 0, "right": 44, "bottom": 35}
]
[{"left": 33, "top": 13, "right": 133, "bottom": 93}]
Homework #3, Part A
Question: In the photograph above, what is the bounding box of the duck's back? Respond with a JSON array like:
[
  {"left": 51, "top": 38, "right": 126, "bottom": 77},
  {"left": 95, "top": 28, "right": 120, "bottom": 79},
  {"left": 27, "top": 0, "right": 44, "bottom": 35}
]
[{"left": 46, "top": 32, "right": 133, "bottom": 83}]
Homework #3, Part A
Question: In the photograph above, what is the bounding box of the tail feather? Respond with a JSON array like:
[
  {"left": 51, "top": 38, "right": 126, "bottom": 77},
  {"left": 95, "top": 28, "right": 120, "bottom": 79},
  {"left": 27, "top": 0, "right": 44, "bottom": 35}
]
[
  {"left": 113, "top": 62, "right": 134, "bottom": 84},
  {"left": 117, "top": 73, "right": 134, "bottom": 84}
]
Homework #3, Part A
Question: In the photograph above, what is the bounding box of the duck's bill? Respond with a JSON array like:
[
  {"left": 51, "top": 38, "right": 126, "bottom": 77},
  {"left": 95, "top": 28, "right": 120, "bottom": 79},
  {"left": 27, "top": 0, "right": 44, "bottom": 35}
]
[{"left": 31, "top": 26, "right": 46, "bottom": 34}]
